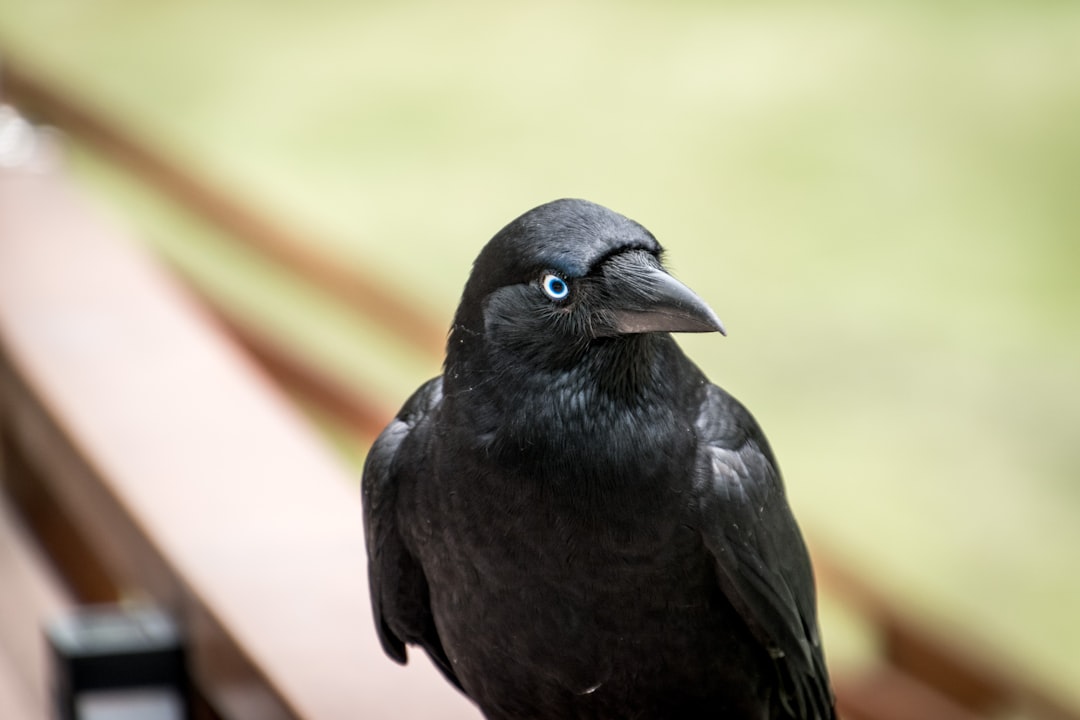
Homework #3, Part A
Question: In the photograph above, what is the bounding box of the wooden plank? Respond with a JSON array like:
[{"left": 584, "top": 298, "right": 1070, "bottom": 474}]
[
  {"left": 2, "top": 425, "right": 120, "bottom": 604},
  {"left": 881, "top": 618, "right": 1080, "bottom": 720},
  {"left": 835, "top": 665, "right": 984, "bottom": 720},
  {"left": 0, "top": 487, "right": 71, "bottom": 720},
  {"left": 2, "top": 63, "right": 446, "bottom": 359},
  {"left": 815, "top": 550, "right": 1080, "bottom": 720},
  {"left": 0, "top": 650, "right": 43, "bottom": 720},
  {"left": 0, "top": 162, "right": 479, "bottom": 719},
  {"left": 211, "top": 307, "right": 393, "bottom": 440}
]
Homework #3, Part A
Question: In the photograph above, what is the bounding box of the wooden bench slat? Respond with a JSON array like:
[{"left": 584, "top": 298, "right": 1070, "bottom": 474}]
[
  {"left": 0, "top": 164, "right": 478, "bottom": 719},
  {"left": 0, "top": 650, "right": 42, "bottom": 720},
  {"left": 0, "top": 490, "right": 70, "bottom": 719},
  {"left": 835, "top": 665, "right": 983, "bottom": 720}
]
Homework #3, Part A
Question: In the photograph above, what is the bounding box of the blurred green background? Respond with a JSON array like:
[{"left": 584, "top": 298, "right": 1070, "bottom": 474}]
[{"left": 2, "top": 0, "right": 1078, "bottom": 703}]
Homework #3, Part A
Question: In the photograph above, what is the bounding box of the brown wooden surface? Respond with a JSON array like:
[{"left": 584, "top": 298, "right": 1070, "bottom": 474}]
[
  {"left": 212, "top": 307, "right": 393, "bottom": 440},
  {"left": 835, "top": 665, "right": 982, "bottom": 720},
  {"left": 0, "top": 651, "right": 40, "bottom": 720},
  {"left": 3, "top": 63, "right": 446, "bottom": 360},
  {"left": 0, "top": 163, "right": 480, "bottom": 719},
  {"left": 2, "top": 425, "right": 121, "bottom": 604},
  {"left": 815, "top": 551, "right": 1080, "bottom": 720},
  {"left": 0, "top": 484, "right": 71, "bottom": 720}
]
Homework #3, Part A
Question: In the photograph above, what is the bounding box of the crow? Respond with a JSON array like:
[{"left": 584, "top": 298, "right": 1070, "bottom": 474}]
[{"left": 362, "top": 199, "right": 835, "bottom": 719}]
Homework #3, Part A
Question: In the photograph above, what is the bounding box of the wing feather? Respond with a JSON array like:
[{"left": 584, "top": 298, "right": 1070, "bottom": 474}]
[
  {"left": 693, "top": 384, "right": 835, "bottom": 719},
  {"left": 361, "top": 377, "right": 464, "bottom": 691}
]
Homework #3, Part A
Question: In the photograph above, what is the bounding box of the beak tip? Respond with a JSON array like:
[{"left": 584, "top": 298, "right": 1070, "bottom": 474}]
[
  {"left": 702, "top": 308, "right": 726, "bottom": 337},
  {"left": 601, "top": 260, "right": 727, "bottom": 337}
]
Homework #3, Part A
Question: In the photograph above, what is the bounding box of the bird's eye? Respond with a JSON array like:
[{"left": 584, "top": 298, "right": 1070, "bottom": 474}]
[{"left": 541, "top": 274, "right": 570, "bottom": 300}]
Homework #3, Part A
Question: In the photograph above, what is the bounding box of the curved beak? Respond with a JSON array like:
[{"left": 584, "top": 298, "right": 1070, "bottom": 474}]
[{"left": 603, "top": 261, "right": 726, "bottom": 336}]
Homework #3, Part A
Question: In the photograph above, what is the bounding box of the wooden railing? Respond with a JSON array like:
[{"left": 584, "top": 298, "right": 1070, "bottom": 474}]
[
  {"left": 0, "top": 465, "right": 71, "bottom": 719},
  {"left": 0, "top": 147, "right": 478, "bottom": 719},
  {"left": 2, "top": 65, "right": 1078, "bottom": 720}
]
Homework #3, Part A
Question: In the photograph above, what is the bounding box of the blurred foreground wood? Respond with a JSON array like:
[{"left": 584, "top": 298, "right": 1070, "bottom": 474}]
[
  {"left": 2, "top": 66, "right": 1079, "bottom": 720},
  {"left": 0, "top": 480, "right": 71, "bottom": 718},
  {"left": 0, "top": 160, "right": 479, "bottom": 719}
]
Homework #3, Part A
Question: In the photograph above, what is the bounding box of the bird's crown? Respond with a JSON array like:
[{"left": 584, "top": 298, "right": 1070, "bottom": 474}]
[{"left": 464, "top": 198, "right": 662, "bottom": 299}]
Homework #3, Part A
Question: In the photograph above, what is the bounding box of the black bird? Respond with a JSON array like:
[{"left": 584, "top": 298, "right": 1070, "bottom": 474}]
[{"left": 362, "top": 199, "right": 835, "bottom": 719}]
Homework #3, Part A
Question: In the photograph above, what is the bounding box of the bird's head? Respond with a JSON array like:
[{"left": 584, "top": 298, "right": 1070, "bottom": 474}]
[{"left": 447, "top": 199, "right": 724, "bottom": 376}]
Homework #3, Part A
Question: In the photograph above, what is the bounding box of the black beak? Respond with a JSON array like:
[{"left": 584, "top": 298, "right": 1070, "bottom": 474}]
[{"left": 599, "top": 254, "right": 726, "bottom": 336}]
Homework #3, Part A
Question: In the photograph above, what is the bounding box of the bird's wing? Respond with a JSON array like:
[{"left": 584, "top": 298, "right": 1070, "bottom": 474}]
[
  {"left": 361, "top": 377, "right": 463, "bottom": 691},
  {"left": 693, "top": 384, "right": 835, "bottom": 719}
]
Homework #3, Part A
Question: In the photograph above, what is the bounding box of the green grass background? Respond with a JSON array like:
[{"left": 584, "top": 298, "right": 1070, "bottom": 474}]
[{"left": 2, "top": 0, "right": 1078, "bottom": 703}]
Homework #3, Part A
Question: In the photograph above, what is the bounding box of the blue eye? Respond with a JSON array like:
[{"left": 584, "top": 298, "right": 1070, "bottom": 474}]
[{"left": 541, "top": 274, "right": 570, "bottom": 300}]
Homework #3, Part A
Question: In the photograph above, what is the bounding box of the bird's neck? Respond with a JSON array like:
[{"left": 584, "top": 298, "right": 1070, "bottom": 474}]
[{"left": 444, "top": 332, "right": 704, "bottom": 477}]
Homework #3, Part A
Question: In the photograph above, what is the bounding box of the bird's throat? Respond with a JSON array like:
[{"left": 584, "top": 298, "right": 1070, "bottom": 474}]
[{"left": 451, "top": 334, "right": 695, "bottom": 480}]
